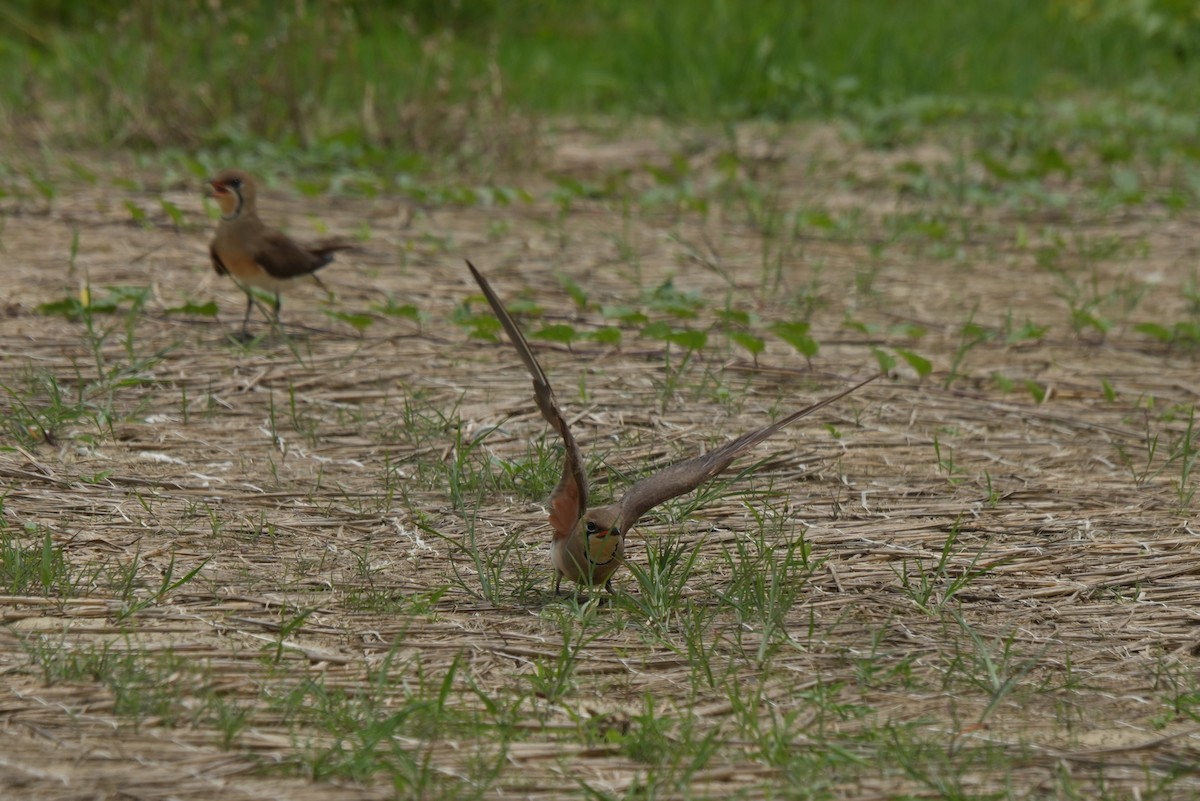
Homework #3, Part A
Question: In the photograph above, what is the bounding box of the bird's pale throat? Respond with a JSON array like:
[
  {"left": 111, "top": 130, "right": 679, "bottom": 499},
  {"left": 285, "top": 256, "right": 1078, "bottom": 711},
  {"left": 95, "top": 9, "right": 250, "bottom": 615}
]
[
  {"left": 210, "top": 184, "right": 244, "bottom": 221},
  {"left": 585, "top": 526, "right": 621, "bottom": 566}
]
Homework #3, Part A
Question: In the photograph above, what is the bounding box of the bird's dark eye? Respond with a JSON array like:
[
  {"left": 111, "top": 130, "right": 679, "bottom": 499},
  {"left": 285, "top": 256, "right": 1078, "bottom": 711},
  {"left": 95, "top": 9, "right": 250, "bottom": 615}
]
[
  {"left": 228, "top": 178, "right": 242, "bottom": 188},
  {"left": 585, "top": 521, "right": 597, "bottom": 534}
]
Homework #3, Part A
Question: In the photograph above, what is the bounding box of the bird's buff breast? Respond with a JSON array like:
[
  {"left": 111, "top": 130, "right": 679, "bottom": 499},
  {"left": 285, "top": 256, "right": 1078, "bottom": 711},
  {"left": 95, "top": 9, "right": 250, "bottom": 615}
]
[
  {"left": 212, "top": 224, "right": 305, "bottom": 292},
  {"left": 212, "top": 244, "right": 290, "bottom": 291}
]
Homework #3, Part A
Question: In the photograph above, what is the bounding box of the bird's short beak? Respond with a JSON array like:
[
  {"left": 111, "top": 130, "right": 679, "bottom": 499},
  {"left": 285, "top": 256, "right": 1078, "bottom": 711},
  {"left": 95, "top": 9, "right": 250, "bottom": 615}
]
[{"left": 207, "top": 180, "right": 225, "bottom": 197}]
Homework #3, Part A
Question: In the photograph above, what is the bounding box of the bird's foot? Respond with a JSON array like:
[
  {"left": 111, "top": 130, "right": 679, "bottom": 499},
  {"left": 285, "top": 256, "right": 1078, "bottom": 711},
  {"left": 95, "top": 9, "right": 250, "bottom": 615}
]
[{"left": 228, "top": 328, "right": 257, "bottom": 345}]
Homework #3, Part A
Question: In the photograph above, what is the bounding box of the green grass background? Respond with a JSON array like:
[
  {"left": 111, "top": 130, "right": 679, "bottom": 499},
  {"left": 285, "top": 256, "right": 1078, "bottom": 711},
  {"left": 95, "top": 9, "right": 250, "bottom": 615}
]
[{"left": 3, "top": 0, "right": 1199, "bottom": 158}]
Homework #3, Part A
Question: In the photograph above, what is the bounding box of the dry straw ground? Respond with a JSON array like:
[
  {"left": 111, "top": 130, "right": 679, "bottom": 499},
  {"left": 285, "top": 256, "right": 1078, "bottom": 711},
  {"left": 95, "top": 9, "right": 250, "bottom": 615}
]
[{"left": 1, "top": 123, "right": 1199, "bottom": 799}]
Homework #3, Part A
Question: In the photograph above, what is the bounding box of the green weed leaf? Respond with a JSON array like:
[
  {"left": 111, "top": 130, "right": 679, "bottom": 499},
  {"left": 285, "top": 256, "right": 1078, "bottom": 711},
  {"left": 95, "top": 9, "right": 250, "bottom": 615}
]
[
  {"left": 729, "top": 331, "right": 764, "bottom": 356},
  {"left": 557, "top": 273, "right": 589, "bottom": 310},
  {"left": 532, "top": 324, "right": 578, "bottom": 345},
  {"left": 376, "top": 301, "right": 423, "bottom": 321},
  {"left": 165, "top": 300, "right": 219, "bottom": 317},
  {"left": 1134, "top": 322, "right": 1172, "bottom": 342},
  {"left": 160, "top": 199, "right": 184, "bottom": 228},
  {"left": 666, "top": 329, "right": 707, "bottom": 350},
  {"left": 717, "top": 309, "right": 752, "bottom": 327},
  {"left": 324, "top": 310, "right": 374, "bottom": 331},
  {"left": 124, "top": 200, "right": 149, "bottom": 226},
  {"left": 588, "top": 326, "right": 622, "bottom": 344},
  {"left": 871, "top": 347, "right": 897, "bottom": 374},
  {"left": 895, "top": 348, "right": 932, "bottom": 377},
  {"left": 602, "top": 305, "right": 648, "bottom": 326},
  {"left": 771, "top": 321, "right": 819, "bottom": 358}
]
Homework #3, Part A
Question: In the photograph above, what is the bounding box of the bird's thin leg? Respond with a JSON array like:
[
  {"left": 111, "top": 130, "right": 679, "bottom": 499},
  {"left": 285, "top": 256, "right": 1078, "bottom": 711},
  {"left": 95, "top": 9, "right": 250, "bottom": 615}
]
[
  {"left": 271, "top": 292, "right": 282, "bottom": 329},
  {"left": 553, "top": 573, "right": 562, "bottom": 595},
  {"left": 240, "top": 292, "right": 254, "bottom": 340},
  {"left": 604, "top": 580, "right": 614, "bottom": 594}
]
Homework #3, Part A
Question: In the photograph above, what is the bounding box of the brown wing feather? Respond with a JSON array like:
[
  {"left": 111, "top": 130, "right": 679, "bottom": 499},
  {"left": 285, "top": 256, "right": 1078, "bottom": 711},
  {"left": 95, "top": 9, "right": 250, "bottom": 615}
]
[
  {"left": 614, "top": 374, "right": 878, "bottom": 533},
  {"left": 467, "top": 260, "right": 589, "bottom": 536},
  {"left": 210, "top": 244, "right": 230, "bottom": 277},
  {"left": 254, "top": 231, "right": 353, "bottom": 280}
]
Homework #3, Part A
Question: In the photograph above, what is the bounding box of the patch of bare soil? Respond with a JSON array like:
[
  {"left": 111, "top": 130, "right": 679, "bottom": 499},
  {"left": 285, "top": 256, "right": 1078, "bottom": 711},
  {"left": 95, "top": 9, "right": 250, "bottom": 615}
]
[{"left": 1, "top": 123, "right": 1199, "bottom": 798}]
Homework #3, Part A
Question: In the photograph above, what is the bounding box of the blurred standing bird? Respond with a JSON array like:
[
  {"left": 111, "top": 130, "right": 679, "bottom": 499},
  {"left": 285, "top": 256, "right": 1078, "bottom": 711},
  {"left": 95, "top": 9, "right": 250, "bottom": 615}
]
[
  {"left": 207, "top": 169, "right": 353, "bottom": 340},
  {"left": 467, "top": 260, "right": 877, "bottom": 594}
]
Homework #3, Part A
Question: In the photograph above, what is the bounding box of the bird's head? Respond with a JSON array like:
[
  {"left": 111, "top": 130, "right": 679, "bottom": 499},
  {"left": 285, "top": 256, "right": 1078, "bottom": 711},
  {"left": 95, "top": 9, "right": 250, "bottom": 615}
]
[
  {"left": 207, "top": 169, "right": 255, "bottom": 219},
  {"left": 580, "top": 507, "right": 623, "bottom": 568}
]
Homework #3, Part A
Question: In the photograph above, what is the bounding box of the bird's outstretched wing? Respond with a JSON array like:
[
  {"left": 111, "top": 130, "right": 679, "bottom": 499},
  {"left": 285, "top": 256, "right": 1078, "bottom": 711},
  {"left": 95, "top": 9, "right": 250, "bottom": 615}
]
[
  {"left": 467, "top": 260, "right": 589, "bottom": 537},
  {"left": 614, "top": 374, "right": 878, "bottom": 533}
]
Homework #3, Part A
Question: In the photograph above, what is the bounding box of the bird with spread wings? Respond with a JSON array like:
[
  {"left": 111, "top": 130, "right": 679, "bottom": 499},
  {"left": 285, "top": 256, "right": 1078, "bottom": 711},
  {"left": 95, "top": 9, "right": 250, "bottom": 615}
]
[{"left": 468, "top": 260, "right": 876, "bottom": 593}]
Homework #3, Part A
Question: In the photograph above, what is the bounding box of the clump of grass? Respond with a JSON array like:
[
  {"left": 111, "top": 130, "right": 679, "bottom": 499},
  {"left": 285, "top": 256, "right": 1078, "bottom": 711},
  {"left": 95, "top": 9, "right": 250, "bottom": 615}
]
[{"left": 0, "top": 524, "right": 74, "bottom": 597}]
